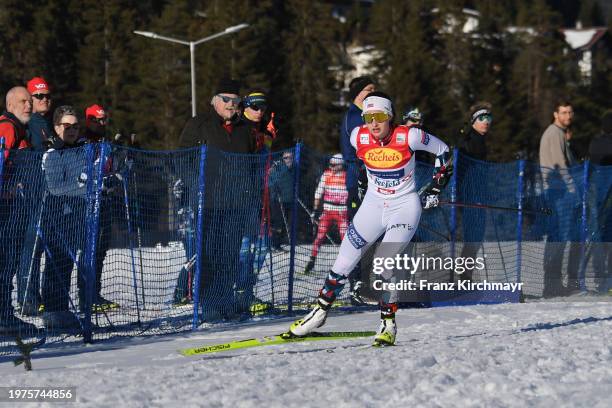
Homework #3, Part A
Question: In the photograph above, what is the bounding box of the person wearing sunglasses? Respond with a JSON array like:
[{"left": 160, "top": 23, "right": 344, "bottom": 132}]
[
  {"left": 37, "top": 105, "right": 88, "bottom": 331},
  {"left": 26, "top": 77, "right": 53, "bottom": 151},
  {"left": 457, "top": 102, "right": 492, "bottom": 282},
  {"left": 287, "top": 92, "right": 452, "bottom": 346},
  {"left": 14, "top": 78, "right": 54, "bottom": 318},
  {"left": 178, "top": 78, "right": 258, "bottom": 321},
  {"left": 241, "top": 91, "right": 276, "bottom": 152}
]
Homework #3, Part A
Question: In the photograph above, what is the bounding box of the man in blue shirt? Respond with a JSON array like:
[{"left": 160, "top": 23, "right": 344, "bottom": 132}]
[{"left": 339, "top": 76, "right": 375, "bottom": 304}]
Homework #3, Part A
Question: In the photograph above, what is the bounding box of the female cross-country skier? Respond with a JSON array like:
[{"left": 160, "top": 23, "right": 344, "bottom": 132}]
[{"left": 286, "top": 92, "right": 452, "bottom": 346}]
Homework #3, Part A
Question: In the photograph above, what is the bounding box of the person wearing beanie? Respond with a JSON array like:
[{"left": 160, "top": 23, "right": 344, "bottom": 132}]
[
  {"left": 26, "top": 77, "right": 53, "bottom": 150},
  {"left": 178, "top": 78, "right": 257, "bottom": 321},
  {"left": 84, "top": 104, "right": 107, "bottom": 142},
  {"left": 287, "top": 91, "right": 452, "bottom": 346},
  {"left": 241, "top": 91, "right": 276, "bottom": 152},
  {"left": 456, "top": 102, "right": 493, "bottom": 282},
  {"left": 339, "top": 75, "right": 375, "bottom": 304}
]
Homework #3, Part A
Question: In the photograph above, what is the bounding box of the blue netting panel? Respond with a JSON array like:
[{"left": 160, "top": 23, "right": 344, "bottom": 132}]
[
  {"left": 452, "top": 153, "right": 520, "bottom": 285},
  {"left": 520, "top": 162, "right": 585, "bottom": 297},
  {"left": 288, "top": 146, "right": 351, "bottom": 307},
  {"left": 2, "top": 142, "right": 612, "bottom": 356},
  {"left": 84, "top": 145, "right": 203, "bottom": 340}
]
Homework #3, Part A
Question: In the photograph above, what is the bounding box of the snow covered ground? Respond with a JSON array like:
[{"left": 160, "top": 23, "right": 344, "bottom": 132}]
[{"left": 1, "top": 299, "right": 610, "bottom": 408}]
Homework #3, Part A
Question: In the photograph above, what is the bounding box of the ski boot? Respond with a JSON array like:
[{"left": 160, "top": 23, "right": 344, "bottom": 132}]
[
  {"left": 284, "top": 271, "right": 346, "bottom": 338},
  {"left": 373, "top": 302, "right": 398, "bottom": 347}
]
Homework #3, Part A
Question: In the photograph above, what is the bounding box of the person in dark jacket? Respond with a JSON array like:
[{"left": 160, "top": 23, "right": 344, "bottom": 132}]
[
  {"left": 588, "top": 110, "right": 612, "bottom": 293},
  {"left": 15, "top": 78, "right": 53, "bottom": 315},
  {"left": 178, "top": 78, "right": 258, "bottom": 320},
  {"left": 456, "top": 102, "right": 492, "bottom": 281},
  {"left": 339, "top": 76, "right": 375, "bottom": 304},
  {"left": 26, "top": 77, "right": 53, "bottom": 150}
]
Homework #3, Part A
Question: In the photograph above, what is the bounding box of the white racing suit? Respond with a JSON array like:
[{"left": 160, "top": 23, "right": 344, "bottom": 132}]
[{"left": 322, "top": 124, "right": 450, "bottom": 304}]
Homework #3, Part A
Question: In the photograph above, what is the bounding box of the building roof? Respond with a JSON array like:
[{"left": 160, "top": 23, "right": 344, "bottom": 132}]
[{"left": 560, "top": 27, "right": 608, "bottom": 51}]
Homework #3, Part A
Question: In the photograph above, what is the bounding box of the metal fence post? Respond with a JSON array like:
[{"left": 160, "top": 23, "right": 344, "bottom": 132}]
[
  {"left": 450, "top": 148, "right": 459, "bottom": 260},
  {"left": 579, "top": 160, "right": 590, "bottom": 292},
  {"left": 192, "top": 144, "right": 207, "bottom": 330},
  {"left": 516, "top": 159, "right": 525, "bottom": 289},
  {"left": 287, "top": 143, "right": 302, "bottom": 315},
  {"left": 83, "top": 143, "right": 108, "bottom": 343}
]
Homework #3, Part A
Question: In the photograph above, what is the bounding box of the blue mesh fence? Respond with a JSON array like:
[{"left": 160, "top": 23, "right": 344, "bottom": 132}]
[{"left": 1, "top": 141, "right": 611, "bottom": 356}]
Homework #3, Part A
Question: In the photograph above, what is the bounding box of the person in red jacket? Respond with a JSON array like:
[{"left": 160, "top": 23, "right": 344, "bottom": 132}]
[
  {"left": 0, "top": 86, "right": 32, "bottom": 156},
  {"left": 0, "top": 86, "right": 36, "bottom": 335}
]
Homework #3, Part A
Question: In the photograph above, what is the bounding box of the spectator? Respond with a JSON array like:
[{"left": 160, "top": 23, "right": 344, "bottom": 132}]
[
  {"left": 237, "top": 90, "right": 277, "bottom": 313},
  {"left": 0, "top": 86, "right": 36, "bottom": 335},
  {"left": 78, "top": 104, "right": 119, "bottom": 312},
  {"left": 457, "top": 102, "right": 492, "bottom": 281},
  {"left": 178, "top": 78, "right": 257, "bottom": 320},
  {"left": 269, "top": 151, "right": 295, "bottom": 249},
  {"left": 539, "top": 99, "right": 580, "bottom": 297},
  {"left": 16, "top": 78, "right": 53, "bottom": 315},
  {"left": 340, "top": 76, "right": 375, "bottom": 301},
  {"left": 402, "top": 106, "right": 423, "bottom": 127},
  {"left": 588, "top": 110, "right": 612, "bottom": 166},
  {"left": 26, "top": 77, "right": 53, "bottom": 150},
  {"left": 242, "top": 91, "right": 276, "bottom": 152},
  {"left": 304, "top": 154, "right": 348, "bottom": 274},
  {"left": 40, "top": 105, "right": 87, "bottom": 330},
  {"left": 588, "top": 109, "right": 612, "bottom": 293},
  {"left": 84, "top": 104, "right": 107, "bottom": 142}
]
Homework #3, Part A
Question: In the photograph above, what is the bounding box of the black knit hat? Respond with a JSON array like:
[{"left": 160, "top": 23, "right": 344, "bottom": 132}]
[
  {"left": 215, "top": 78, "right": 241, "bottom": 95},
  {"left": 348, "top": 76, "right": 375, "bottom": 102}
]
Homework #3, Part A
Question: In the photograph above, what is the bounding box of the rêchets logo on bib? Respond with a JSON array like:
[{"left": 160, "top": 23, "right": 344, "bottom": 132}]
[{"left": 364, "top": 148, "right": 403, "bottom": 168}]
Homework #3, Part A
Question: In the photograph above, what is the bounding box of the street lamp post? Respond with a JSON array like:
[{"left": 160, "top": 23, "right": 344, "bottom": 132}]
[{"left": 134, "top": 23, "right": 249, "bottom": 117}]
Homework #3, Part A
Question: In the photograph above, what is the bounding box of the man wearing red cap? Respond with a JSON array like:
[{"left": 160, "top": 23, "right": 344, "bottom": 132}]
[
  {"left": 26, "top": 77, "right": 53, "bottom": 150},
  {"left": 84, "top": 104, "right": 107, "bottom": 142}
]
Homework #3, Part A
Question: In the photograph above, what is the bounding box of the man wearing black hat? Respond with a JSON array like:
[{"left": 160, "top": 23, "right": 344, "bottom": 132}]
[
  {"left": 340, "top": 76, "right": 375, "bottom": 304},
  {"left": 179, "top": 78, "right": 254, "bottom": 153},
  {"left": 178, "top": 78, "right": 257, "bottom": 320}
]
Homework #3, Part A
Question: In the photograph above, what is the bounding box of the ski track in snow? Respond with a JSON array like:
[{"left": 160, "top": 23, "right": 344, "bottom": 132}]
[{"left": 1, "top": 301, "right": 611, "bottom": 408}]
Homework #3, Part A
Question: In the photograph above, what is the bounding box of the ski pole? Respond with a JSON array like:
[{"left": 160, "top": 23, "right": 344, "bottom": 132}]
[
  {"left": 277, "top": 196, "right": 292, "bottom": 244},
  {"left": 131, "top": 169, "right": 146, "bottom": 309},
  {"left": 297, "top": 198, "right": 338, "bottom": 245},
  {"left": 21, "top": 190, "right": 48, "bottom": 315},
  {"left": 120, "top": 173, "right": 142, "bottom": 326},
  {"left": 438, "top": 200, "right": 553, "bottom": 215}
]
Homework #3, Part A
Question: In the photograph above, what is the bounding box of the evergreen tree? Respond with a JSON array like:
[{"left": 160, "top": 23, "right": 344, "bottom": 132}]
[{"left": 279, "top": 0, "right": 341, "bottom": 152}]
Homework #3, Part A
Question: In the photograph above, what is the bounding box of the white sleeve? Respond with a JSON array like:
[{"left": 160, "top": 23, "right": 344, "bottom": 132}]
[
  {"left": 349, "top": 127, "right": 360, "bottom": 150},
  {"left": 408, "top": 127, "right": 449, "bottom": 157}
]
